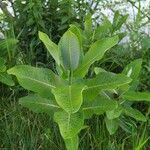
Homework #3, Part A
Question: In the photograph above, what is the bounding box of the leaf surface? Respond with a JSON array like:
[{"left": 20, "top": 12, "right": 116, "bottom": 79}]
[
  {"left": 106, "top": 105, "right": 123, "bottom": 120},
  {"left": 105, "top": 117, "right": 119, "bottom": 135},
  {"left": 83, "top": 95, "right": 118, "bottom": 118},
  {"left": 124, "top": 107, "right": 147, "bottom": 122},
  {"left": 52, "top": 84, "right": 85, "bottom": 113},
  {"left": 8, "top": 65, "right": 62, "bottom": 98},
  {"left": 39, "top": 31, "right": 60, "bottom": 65},
  {"left": 74, "top": 36, "right": 119, "bottom": 77},
  {"left": 86, "top": 72, "right": 131, "bottom": 89},
  {"left": 122, "top": 91, "right": 150, "bottom": 102},
  {"left": 19, "top": 94, "right": 60, "bottom": 115},
  {"left": 54, "top": 111, "right": 84, "bottom": 139},
  {"left": 83, "top": 72, "right": 131, "bottom": 101},
  {"left": 59, "top": 30, "right": 80, "bottom": 70},
  {"left": 122, "top": 59, "right": 142, "bottom": 80}
]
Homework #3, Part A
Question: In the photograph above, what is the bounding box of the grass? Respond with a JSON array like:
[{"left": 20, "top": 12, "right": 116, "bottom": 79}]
[{"left": 0, "top": 85, "right": 150, "bottom": 150}]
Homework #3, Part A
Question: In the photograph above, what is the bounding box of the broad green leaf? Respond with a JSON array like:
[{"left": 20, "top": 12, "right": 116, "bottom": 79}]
[
  {"left": 106, "top": 105, "right": 123, "bottom": 120},
  {"left": 122, "top": 91, "right": 150, "bottom": 102},
  {"left": 52, "top": 84, "right": 85, "bottom": 113},
  {"left": 0, "top": 72, "right": 14, "bottom": 86},
  {"left": 59, "top": 30, "right": 80, "bottom": 71},
  {"left": 122, "top": 59, "right": 142, "bottom": 91},
  {"left": 86, "top": 72, "right": 131, "bottom": 89},
  {"left": 69, "top": 25, "right": 83, "bottom": 49},
  {"left": 19, "top": 95, "right": 60, "bottom": 115},
  {"left": 122, "top": 59, "right": 142, "bottom": 80},
  {"left": 64, "top": 135, "right": 79, "bottom": 150},
  {"left": 121, "top": 57, "right": 142, "bottom": 92},
  {"left": 0, "top": 57, "right": 6, "bottom": 72},
  {"left": 105, "top": 117, "right": 119, "bottom": 135},
  {"left": 83, "top": 72, "right": 132, "bottom": 101},
  {"left": 69, "top": 25, "right": 84, "bottom": 62},
  {"left": 83, "top": 95, "right": 118, "bottom": 118},
  {"left": 74, "top": 36, "right": 119, "bottom": 77},
  {"left": 54, "top": 111, "right": 84, "bottom": 139},
  {"left": 8, "top": 65, "right": 63, "bottom": 98},
  {"left": 38, "top": 31, "right": 60, "bottom": 65},
  {"left": 83, "top": 88, "right": 101, "bottom": 103},
  {"left": 124, "top": 107, "right": 147, "bottom": 122}
]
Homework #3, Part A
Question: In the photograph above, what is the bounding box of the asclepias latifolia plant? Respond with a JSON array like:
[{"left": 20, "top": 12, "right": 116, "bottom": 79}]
[{"left": 8, "top": 26, "right": 133, "bottom": 149}]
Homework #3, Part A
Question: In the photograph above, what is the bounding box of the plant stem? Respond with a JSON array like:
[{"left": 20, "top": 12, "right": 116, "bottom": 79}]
[{"left": 69, "top": 70, "right": 73, "bottom": 85}]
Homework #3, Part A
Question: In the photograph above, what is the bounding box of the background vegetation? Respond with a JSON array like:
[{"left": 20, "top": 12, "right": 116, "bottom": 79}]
[{"left": 0, "top": 0, "right": 149, "bottom": 149}]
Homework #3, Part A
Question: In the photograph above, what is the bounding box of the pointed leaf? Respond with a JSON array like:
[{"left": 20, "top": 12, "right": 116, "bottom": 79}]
[
  {"left": 69, "top": 25, "right": 83, "bottom": 49},
  {"left": 106, "top": 105, "right": 123, "bottom": 120},
  {"left": 119, "top": 117, "right": 137, "bottom": 133},
  {"left": 19, "top": 95, "right": 60, "bottom": 115},
  {"left": 69, "top": 25, "right": 84, "bottom": 62},
  {"left": 83, "top": 72, "right": 132, "bottom": 101},
  {"left": 124, "top": 107, "right": 147, "bottom": 122},
  {"left": 105, "top": 117, "right": 119, "bottom": 135},
  {"left": 39, "top": 31, "right": 60, "bottom": 65},
  {"left": 8, "top": 65, "right": 62, "bottom": 98},
  {"left": 54, "top": 111, "right": 84, "bottom": 139},
  {"left": 121, "top": 59, "right": 142, "bottom": 91},
  {"left": 74, "top": 36, "right": 119, "bottom": 77},
  {"left": 122, "top": 59, "right": 142, "bottom": 80},
  {"left": 52, "top": 84, "right": 85, "bottom": 113},
  {"left": 122, "top": 91, "right": 150, "bottom": 102},
  {"left": 59, "top": 30, "right": 80, "bottom": 71},
  {"left": 86, "top": 72, "right": 131, "bottom": 89}
]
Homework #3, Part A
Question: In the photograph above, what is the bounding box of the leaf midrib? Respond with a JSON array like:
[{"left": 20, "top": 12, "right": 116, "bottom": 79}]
[
  {"left": 75, "top": 39, "right": 118, "bottom": 75},
  {"left": 68, "top": 34, "right": 72, "bottom": 69},
  {"left": 68, "top": 86, "right": 73, "bottom": 112},
  {"left": 83, "top": 106, "right": 110, "bottom": 110},
  {"left": 18, "top": 75, "right": 56, "bottom": 88},
  {"left": 86, "top": 81, "right": 131, "bottom": 89},
  {"left": 21, "top": 101, "right": 60, "bottom": 108}
]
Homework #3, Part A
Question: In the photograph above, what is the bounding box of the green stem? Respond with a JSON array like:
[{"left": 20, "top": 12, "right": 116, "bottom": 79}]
[{"left": 69, "top": 70, "right": 73, "bottom": 85}]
